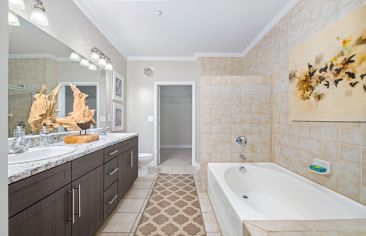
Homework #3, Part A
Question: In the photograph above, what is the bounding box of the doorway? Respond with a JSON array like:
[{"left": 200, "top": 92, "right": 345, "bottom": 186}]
[{"left": 154, "top": 82, "right": 195, "bottom": 167}]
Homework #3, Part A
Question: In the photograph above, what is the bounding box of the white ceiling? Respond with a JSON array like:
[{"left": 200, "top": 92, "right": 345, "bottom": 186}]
[{"left": 73, "top": 0, "right": 292, "bottom": 58}]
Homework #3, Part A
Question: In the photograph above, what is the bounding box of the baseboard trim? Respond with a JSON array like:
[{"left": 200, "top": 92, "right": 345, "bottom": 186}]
[{"left": 160, "top": 145, "right": 192, "bottom": 149}]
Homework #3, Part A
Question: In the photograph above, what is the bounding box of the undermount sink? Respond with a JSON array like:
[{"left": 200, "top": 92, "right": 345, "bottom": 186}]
[{"left": 8, "top": 146, "right": 76, "bottom": 165}]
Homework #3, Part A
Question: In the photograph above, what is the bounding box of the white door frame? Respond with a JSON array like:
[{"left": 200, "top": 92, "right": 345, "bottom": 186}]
[
  {"left": 153, "top": 81, "right": 196, "bottom": 166},
  {"left": 58, "top": 81, "right": 100, "bottom": 128}
]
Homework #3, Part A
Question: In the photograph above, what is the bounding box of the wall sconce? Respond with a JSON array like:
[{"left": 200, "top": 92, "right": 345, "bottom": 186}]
[
  {"left": 90, "top": 47, "right": 113, "bottom": 71},
  {"left": 90, "top": 48, "right": 100, "bottom": 61},
  {"left": 69, "top": 52, "right": 81, "bottom": 61},
  {"left": 105, "top": 60, "right": 113, "bottom": 71},
  {"left": 88, "top": 63, "right": 97, "bottom": 71},
  {"left": 8, "top": 11, "right": 20, "bottom": 27},
  {"left": 30, "top": 0, "right": 49, "bottom": 26},
  {"left": 80, "top": 58, "right": 90, "bottom": 67}
]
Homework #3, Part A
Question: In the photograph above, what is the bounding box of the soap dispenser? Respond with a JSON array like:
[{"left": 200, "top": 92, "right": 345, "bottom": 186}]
[{"left": 40, "top": 124, "right": 49, "bottom": 147}]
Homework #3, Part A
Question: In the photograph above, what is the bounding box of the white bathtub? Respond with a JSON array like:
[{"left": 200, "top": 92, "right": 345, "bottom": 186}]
[{"left": 207, "top": 163, "right": 366, "bottom": 236}]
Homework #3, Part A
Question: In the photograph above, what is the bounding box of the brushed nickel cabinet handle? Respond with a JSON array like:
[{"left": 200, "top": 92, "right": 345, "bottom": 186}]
[
  {"left": 78, "top": 184, "right": 81, "bottom": 218},
  {"left": 109, "top": 150, "right": 119, "bottom": 156},
  {"left": 107, "top": 194, "right": 118, "bottom": 206},
  {"left": 108, "top": 168, "right": 119, "bottom": 175},
  {"left": 130, "top": 151, "right": 133, "bottom": 168},
  {"left": 72, "top": 188, "right": 75, "bottom": 224}
]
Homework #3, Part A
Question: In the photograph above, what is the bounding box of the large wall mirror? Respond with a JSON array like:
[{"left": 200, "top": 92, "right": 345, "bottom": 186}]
[{"left": 8, "top": 14, "right": 108, "bottom": 137}]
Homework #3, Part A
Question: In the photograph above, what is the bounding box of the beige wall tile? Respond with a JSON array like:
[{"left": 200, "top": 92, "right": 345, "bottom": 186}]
[{"left": 198, "top": 1, "right": 366, "bottom": 205}]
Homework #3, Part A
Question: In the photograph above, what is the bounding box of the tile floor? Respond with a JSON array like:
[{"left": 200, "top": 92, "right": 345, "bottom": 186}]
[
  {"left": 160, "top": 148, "right": 192, "bottom": 166},
  {"left": 97, "top": 166, "right": 222, "bottom": 236}
]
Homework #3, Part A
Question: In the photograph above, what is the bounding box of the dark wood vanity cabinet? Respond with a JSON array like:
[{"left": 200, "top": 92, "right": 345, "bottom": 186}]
[
  {"left": 9, "top": 184, "right": 72, "bottom": 236},
  {"left": 71, "top": 166, "right": 103, "bottom": 236},
  {"left": 9, "top": 136, "right": 138, "bottom": 236},
  {"left": 117, "top": 137, "right": 138, "bottom": 201}
]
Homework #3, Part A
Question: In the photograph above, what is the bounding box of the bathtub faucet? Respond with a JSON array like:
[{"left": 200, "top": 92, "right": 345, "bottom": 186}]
[
  {"left": 239, "top": 154, "right": 247, "bottom": 161},
  {"left": 239, "top": 166, "right": 246, "bottom": 173}
]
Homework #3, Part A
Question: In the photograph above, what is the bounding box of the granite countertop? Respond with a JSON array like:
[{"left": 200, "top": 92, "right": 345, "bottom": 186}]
[
  {"left": 243, "top": 219, "right": 366, "bottom": 236},
  {"left": 8, "top": 133, "right": 138, "bottom": 184}
]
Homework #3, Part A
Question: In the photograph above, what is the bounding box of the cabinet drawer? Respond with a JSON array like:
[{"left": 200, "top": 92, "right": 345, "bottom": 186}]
[
  {"left": 104, "top": 137, "right": 138, "bottom": 163},
  {"left": 72, "top": 150, "right": 103, "bottom": 181},
  {"left": 104, "top": 158, "right": 118, "bottom": 190},
  {"left": 9, "top": 162, "right": 71, "bottom": 217},
  {"left": 104, "top": 182, "right": 118, "bottom": 219},
  {"left": 104, "top": 144, "right": 122, "bottom": 163}
]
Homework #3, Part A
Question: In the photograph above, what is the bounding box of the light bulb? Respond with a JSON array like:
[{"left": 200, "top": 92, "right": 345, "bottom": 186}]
[
  {"left": 88, "top": 64, "right": 97, "bottom": 71},
  {"left": 9, "top": 0, "right": 25, "bottom": 10},
  {"left": 90, "top": 50, "right": 100, "bottom": 61},
  {"left": 30, "top": 0, "right": 49, "bottom": 26},
  {"left": 80, "top": 59, "right": 90, "bottom": 67},
  {"left": 8, "top": 11, "right": 20, "bottom": 27},
  {"left": 98, "top": 56, "right": 107, "bottom": 66},
  {"left": 105, "top": 62, "right": 113, "bottom": 71},
  {"left": 69, "top": 52, "right": 81, "bottom": 61}
]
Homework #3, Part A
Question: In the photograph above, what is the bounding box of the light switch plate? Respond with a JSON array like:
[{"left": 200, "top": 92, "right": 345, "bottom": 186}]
[{"left": 147, "top": 116, "right": 154, "bottom": 122}]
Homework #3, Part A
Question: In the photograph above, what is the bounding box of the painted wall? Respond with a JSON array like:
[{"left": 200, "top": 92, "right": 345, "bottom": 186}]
[
  {"left": 160, "top": 86, "right": 192, "bottom": 147},
  {"left": 240, "top": 0, "right": 366, "bottom": 204},
  {"left": 0, "top": 0, "right": 8, "bottom": 234},
  {"left": 126, "top": 60, "right": 199, "bottom": 162}
]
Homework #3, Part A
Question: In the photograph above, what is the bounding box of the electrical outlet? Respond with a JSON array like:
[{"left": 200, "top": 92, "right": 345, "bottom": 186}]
[{"left": 147, "top": 116, "right": 154, "bottom": 122}]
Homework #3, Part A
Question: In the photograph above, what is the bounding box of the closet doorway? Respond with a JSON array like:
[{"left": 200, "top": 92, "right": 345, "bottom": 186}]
[{"left": 154, "top": 82, "right": 195, "bottom": 166}]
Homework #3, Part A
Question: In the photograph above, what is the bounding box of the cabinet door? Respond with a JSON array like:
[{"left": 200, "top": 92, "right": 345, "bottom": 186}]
[
  {"left": 71, "top": 166, "right": 103, "bottom": 236},
  {"left": 130, "top": 145, "right": 139, "bottom": 187},
  {"left": 9, "top": 185, "right": 72, "bottom": 236},
  {"left": 117, "top": 151, "right": 130, "bottom": 200}
]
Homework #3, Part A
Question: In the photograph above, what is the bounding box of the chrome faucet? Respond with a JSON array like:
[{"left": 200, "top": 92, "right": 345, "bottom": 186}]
[
  {"left": 236, "top": 136, "right": 248, "bottom": 147},
  {"left": 40, "top": 125, "right": 49, "bottom": 147},
  {"left": 9, "top": 126, "right": 29, "bottom": 154},
  {"left": 239, "top": 154, "right": 247, "bottom": 161}
]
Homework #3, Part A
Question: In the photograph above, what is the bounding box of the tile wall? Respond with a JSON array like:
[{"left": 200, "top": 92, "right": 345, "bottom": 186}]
[{"left": 199, "top": 1, "right": 366, "bottom": 204}]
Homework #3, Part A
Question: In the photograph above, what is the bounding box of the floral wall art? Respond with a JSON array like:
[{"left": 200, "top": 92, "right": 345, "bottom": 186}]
[{"left": 289, "top": 5, "right": 366, "bottom": 121}]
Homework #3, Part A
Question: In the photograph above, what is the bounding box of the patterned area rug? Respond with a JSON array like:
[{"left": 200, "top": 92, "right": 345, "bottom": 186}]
[{"left": 134, "top": 174, "right": 206, "bottom": 236}]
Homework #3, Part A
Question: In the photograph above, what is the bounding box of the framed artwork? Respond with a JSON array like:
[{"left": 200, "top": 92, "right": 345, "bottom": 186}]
[
  {"left": 112, "top": 71, "right": 124, "bottom": 102},
  {"left": 112, "top": 103, "right": 124, "bottom": 131},
  {"left": 288, "top": 5, "right": 366, "bottom": 122}
]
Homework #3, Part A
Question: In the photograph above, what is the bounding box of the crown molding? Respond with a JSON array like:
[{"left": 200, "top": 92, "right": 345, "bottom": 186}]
[
  {"left": 194, "top": 52, "right": 244, "bottom": 59},
  {"left": 127, "top": 56, "right": 196, "bottom": 61},
  {"left": 242, "top": 0, "right": 300, "bottom": 57}
]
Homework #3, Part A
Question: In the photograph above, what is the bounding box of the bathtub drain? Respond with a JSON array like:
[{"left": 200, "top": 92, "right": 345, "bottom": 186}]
[{"left": 242, "top": 194, "right": 248, "bottom": 199}]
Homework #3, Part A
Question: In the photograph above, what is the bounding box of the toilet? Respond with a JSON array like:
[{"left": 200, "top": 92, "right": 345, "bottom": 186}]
[{"left": 138, "top": 153, "right": 154, "bottom": 176}]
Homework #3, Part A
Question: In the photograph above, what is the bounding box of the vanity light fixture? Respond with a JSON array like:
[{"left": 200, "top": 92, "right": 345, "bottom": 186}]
[
  {"left": 80, "top": 58, "right": 90, "bottom": 67},
  {"left": 89, "top": 47, "right": 113, "bottom": 71},
  {"left": 90, "top": 48, "right": 100, "bottom": 61},
  {"left": 105, "top": 60, "right": 113, "bottom": 71},
  {"left": 69, "top": 52, "right": 81, "bottom": 61},
  {"left": 8, "top": 11, "right": 20, "bottom": 27},
  {"left": 9, "top": 0, "right": 25, "bottom": 10},
  {"left": 88, "top": 63, "right": 97, "bottom": 71},
  {"left": 30, "top": 0, "right": 49, "bottom": 26},
  {"left": 98, "top": 56, "right": 107, "bottom": 67}
]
